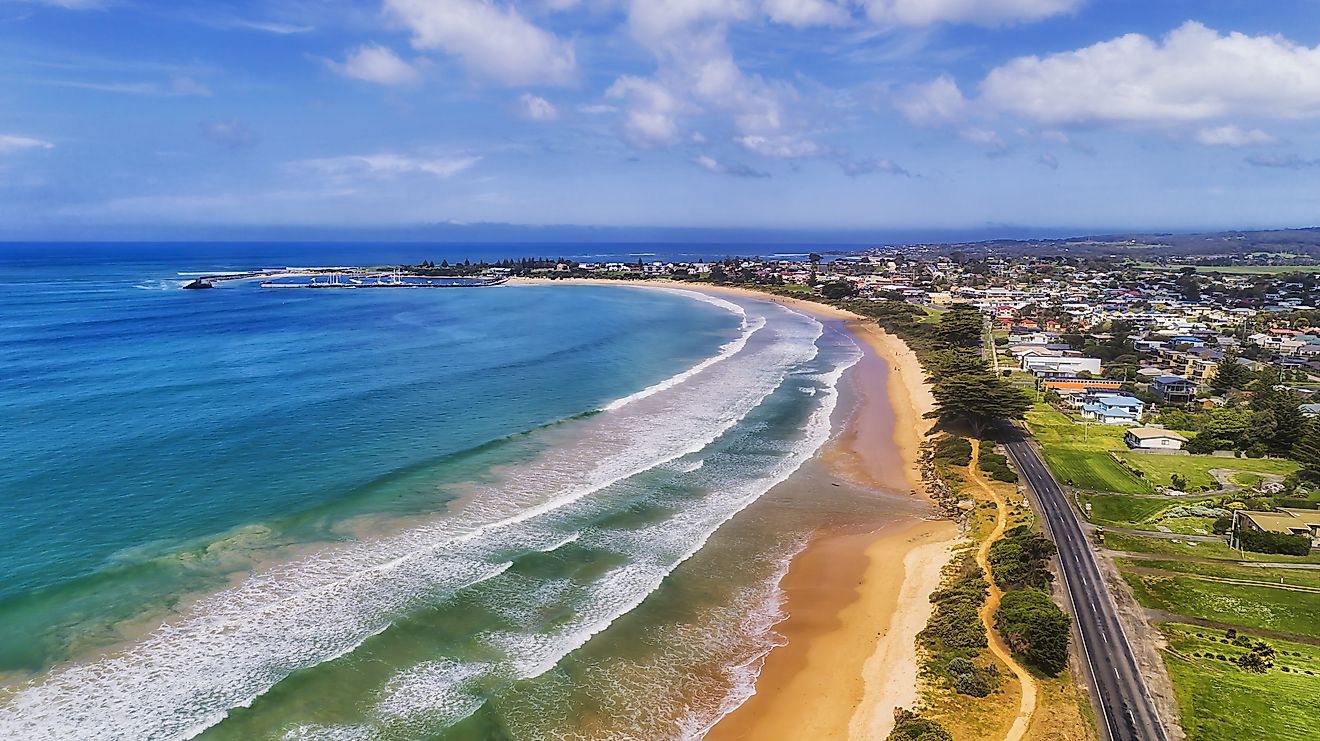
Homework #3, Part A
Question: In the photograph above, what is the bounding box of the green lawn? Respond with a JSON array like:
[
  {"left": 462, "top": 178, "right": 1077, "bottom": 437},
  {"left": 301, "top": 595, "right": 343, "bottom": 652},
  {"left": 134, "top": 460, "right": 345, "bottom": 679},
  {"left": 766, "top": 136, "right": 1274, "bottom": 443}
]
[
  {"left": 1114, "top": 453, "right": 1300, "bottom": 492},
  {"left": 1106, "top": 532, "right": 1320, "bottom": 564},
  {"left": 1123, "top": 572, "right": 1320, "bottom": 639},
  {"left": 1160, "top": 623, "right": 1320, "bottom": 741},
  {"left": 1026, "top": 411, "right": 1154, "bottom": 494},
  {"left": 1082, "top": 494, "right": 1171, "bottom": 526},
  {"left": 1118, "top": 558, "right": 1320, "bottom": 591}
]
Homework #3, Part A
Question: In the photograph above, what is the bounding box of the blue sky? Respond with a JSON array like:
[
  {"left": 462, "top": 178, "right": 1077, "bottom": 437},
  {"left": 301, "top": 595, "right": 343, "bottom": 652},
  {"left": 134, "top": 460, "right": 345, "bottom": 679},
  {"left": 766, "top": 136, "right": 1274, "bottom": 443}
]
[{"left": 5, "top": 0, "right": 1320, "bottom": 239}]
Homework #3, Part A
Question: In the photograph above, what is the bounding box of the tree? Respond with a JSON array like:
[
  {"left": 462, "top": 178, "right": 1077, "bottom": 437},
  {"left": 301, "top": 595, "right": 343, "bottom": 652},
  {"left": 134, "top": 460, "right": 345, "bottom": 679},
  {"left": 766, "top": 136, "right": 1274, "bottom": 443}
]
[
  {"left": 820, "top": 280, "right": 856, "bottom": 300},
  {"left": 1210, "top": 349, "right": 1252, "bottom": 394},
  {"left": 935, "top": 304, "right": 983, "bottom": 349},
  {"left": 1253, "top": 389, "right": 1308, "bottom": 457},
  {"left": 923, "top": 349, "right": 989, "bottom": 382},
  {"left": 1294, "top": 418, "right": 1320, "bottom": 471},
  {"left": 994, "top": 589, "right": 1071, "bottom": 676},
  {"left": 931, "top": 373, "right": 1033, "bottom": 437}
]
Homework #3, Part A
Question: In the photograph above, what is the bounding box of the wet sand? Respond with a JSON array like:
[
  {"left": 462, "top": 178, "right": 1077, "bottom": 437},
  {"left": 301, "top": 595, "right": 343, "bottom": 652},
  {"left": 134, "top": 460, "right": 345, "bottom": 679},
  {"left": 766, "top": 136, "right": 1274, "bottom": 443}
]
[{"left": 511, "top": 277, "right": 959, "bottom": 740}]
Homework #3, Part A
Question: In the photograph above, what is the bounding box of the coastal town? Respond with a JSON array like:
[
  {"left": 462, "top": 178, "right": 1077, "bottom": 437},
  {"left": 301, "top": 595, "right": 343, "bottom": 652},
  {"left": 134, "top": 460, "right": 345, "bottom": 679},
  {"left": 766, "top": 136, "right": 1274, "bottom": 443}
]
[{"left": 403, "top": 237, "right": 1319, "bottom": 741}]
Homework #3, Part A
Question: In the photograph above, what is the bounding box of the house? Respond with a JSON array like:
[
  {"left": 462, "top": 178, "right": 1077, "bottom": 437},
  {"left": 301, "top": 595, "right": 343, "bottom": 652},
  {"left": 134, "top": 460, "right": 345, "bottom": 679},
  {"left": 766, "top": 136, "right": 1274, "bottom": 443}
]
[
  {"left": 1022, "top": 354, "right": 1102, "bottom": 376},
  {"left": 1124, "top": 428, "right": 1188, "bottom": 450},
  {"left": 1302, "top": 403, "right": 1320, "bottom": 419},
  {"left": 1232, "top": 509, "right": 1320, "bottom": 549},
  {"left": 1082, "top": 394, "right": 1145, "bottom": 425},
  {"left": 1151, "top": 375, "right": 1198, "bottom": 404}
]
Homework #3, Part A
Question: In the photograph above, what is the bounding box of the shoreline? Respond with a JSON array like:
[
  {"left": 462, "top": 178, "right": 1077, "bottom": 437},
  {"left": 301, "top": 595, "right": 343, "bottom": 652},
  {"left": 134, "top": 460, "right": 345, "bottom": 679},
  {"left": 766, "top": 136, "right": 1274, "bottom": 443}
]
[{"left": 512, "top": 277, "right": 958, "bottom": 739}]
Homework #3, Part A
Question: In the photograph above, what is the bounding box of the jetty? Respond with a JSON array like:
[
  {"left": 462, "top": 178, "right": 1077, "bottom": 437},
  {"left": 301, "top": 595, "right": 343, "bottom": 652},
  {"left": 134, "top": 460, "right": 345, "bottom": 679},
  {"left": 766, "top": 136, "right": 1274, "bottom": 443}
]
[{"left": 184, "top": 268, "right": 508, "bottom": 289}]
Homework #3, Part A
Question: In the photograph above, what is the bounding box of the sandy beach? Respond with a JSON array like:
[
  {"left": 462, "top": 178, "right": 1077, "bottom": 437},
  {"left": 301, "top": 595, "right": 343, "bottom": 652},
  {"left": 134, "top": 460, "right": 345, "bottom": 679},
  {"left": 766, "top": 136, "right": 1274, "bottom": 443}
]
[{"left": 513, "top": 278, "right": 959, "bottom": 740}]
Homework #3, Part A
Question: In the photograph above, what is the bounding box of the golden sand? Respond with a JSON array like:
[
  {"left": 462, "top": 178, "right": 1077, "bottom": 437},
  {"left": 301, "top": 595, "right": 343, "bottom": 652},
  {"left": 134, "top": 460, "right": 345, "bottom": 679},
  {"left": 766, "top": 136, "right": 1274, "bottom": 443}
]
[{"left": 511, "top": 278, "right": 959, "bottom": 740}]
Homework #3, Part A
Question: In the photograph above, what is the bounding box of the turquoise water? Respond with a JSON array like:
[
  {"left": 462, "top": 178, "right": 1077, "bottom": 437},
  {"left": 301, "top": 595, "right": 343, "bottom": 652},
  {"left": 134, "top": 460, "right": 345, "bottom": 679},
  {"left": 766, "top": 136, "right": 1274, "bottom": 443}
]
[{"left": 0, "top": 245, "right": 872, "bottom": 739}]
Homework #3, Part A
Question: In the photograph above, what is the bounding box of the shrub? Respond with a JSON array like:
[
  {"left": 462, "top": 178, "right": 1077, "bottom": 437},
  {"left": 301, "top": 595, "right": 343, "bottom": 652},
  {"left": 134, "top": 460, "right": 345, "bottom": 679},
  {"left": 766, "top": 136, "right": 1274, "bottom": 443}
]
[
  {"left": 994, "top": 589, "right": 1071, "bottom": 676},
  {"left": 888, "top": 709, "right": 953, "bottom": 741},
  {"left": 977, "top": 446, "right": 1018, "bottom": 483},
  {"left": 919, "top": 567, "right": 989, "bottom": 655},
  {"left": 988, "top": 526, "right": 1057, "bottom": 591},
  {"left": 1237, "top": 529, "right": 1313, "bottom": 556},
  {"left": 934, "top": 436, "right": 973, "bottom": 467},
  {"left": 945, "top": 657, "right": 998, "bottom": 697}
]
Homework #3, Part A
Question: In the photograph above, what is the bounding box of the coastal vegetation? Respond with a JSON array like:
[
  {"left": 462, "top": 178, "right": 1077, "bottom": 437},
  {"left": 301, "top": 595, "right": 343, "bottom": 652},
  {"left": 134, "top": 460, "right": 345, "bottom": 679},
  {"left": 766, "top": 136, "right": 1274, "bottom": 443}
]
[
  {"left": 1159, "top": 624, "right": 1320, "bottom": 741},
  {"left": 1123, "top": 572, "right": 1320, "bottom": 640},
  {"left": 888, "top": 708, "right": 954, "bottom": 741},
  {"left": 993, "top": 590, "right": 1071, "bottom": 677},
  {"left": 988, "top": 527, "right": 1056, "bottom": 592}
]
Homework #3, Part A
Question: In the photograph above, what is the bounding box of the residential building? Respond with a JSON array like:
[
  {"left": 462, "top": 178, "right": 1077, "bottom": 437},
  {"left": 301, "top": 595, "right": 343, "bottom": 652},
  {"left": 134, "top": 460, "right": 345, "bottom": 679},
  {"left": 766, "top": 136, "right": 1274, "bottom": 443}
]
[
  {"left": 1082, "top": 394, "right": 1145, "bottom": 425},
  {"left": 1124, "top": 428, "right": 1189, "bottom": 450},
  {"left": 1150, "top": 375, "right": 1198, "bottom": 404},
  {"left": 1232, "top": 509, "right": 1320, "bottom": 549}
]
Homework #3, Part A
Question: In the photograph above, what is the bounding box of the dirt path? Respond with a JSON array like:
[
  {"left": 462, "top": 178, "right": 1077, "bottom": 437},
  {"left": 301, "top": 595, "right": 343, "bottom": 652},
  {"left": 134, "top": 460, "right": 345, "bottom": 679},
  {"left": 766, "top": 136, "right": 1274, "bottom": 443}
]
[{"left": 969, "top": 439, "right": 1038, "bottom": 741}]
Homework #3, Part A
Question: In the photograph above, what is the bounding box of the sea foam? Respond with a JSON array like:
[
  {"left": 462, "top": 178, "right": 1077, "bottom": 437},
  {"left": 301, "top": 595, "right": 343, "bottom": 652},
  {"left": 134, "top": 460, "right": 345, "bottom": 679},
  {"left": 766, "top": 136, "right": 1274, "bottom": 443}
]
[{"left": 0, "top": 293, "right": 853, "bottom": 741}]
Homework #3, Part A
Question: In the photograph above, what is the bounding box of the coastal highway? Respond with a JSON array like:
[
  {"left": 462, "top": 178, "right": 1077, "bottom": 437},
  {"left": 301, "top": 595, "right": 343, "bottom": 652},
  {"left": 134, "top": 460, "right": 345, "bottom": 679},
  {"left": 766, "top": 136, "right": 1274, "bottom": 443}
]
[{"left": 999, "top": 426, "right": 1169, "bottom": 741}]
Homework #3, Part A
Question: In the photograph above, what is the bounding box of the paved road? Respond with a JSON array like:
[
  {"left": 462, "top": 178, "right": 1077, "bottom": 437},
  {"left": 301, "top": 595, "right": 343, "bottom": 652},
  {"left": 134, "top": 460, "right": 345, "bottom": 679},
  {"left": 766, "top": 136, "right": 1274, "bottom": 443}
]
[{"left": 1000, "top": 426, "right": 1169, "bottom": 741}]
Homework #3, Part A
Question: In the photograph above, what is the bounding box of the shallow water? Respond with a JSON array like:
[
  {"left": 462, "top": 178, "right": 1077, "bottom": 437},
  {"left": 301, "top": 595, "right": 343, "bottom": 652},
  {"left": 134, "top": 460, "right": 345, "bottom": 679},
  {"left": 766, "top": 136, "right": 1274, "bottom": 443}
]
[{"left": 0, "top": 244, "right": 896, "bottom": 740}]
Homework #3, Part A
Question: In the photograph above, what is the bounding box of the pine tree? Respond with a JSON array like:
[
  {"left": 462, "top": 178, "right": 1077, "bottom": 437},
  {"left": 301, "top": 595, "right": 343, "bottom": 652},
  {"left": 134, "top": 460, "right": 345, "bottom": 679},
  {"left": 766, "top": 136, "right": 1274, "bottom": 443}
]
[
  {"left": 931, "top": 372, "right": 1033, "bottom": 437},
  {"left": 935, "top": 304, "right": 984, "bottom": 349},
  {"left": 1293, "top": 418, "right": 1320, "bottom": 472},
  {"left": 1210, "top": 349, "right": 1252, "bottom": 394}
]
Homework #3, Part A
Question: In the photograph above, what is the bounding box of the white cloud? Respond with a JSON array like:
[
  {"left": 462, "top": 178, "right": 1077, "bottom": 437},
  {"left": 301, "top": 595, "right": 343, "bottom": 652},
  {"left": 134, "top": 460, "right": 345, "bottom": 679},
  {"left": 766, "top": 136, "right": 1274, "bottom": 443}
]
[
  {"left": 1195, "top": 125, "right": 1277, "bottom": 148},
  {"left": 201, "top": 120, "right": 258, "bottom": 149},
  {"left": 385, "top": 0, "right": 576, "bottom": 86},
  {"left": 860, "top": 0, "right": 1081, "bottom": 27},
  {"left": 609, "top": 0, "right": 815, "bottom": 155},
  {"left": 578, "top": 103, "right": 618, "bottom": 115},
  {"left": 606, "top": 75, "right": 685, "bottom": 146},
  {"left": 57, "top": 76, "right": 211, "bottom": 96},
  {"left": 895, "top": 74, "right": 966, "bottom": 126},
  {"left": 291, "top": 154, "right": 481, "bottom": 180},
  {"left": 736, "top": 134, "right": 820, "bottom": 158},
  {"left": 981, "top": 22, "right": 1320, "bottom": 126},
  {"left": 518, "top": 93, "right": 559, "bottom": 121},
  {"left": 961, "top": 127, "right": 1007, "bottom": 153},
  {"left": 762, "top": 0, "right": 851, "bottom": 28},
  {"left": 0, "top": 134, "right": 55, "bottom": 154},
  {"left": 325, "top": 44, "right": 422, "bottom": 86},
  {"left": 1038, "top": 152, "right": 1059, "bottom": 169},
  {"left": 227, "top": 20, "right": 313, "bottom": 34},
  {"left": 30, "top": 0, "right": 106, "bottom": 8},
  {"left": 693, "top": 154, "right": 770, "bottom": 178},
  {"left": 1245, "top": 153, "right": 1320, "bottom": 170}
]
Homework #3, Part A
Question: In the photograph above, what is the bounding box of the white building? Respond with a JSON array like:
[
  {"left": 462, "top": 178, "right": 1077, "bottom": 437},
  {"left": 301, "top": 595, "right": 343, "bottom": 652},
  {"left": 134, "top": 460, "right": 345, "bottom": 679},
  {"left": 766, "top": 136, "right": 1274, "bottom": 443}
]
[{"left": 1124, "top": 428, "right": 1189, "bottom": 450}]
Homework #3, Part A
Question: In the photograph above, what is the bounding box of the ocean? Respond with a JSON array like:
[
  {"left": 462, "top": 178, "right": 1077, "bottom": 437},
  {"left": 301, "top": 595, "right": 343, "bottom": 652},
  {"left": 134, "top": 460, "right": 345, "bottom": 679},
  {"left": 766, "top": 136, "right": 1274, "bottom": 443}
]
[{"left": 0, "top": 243, "right": 883, "bottom": 740}]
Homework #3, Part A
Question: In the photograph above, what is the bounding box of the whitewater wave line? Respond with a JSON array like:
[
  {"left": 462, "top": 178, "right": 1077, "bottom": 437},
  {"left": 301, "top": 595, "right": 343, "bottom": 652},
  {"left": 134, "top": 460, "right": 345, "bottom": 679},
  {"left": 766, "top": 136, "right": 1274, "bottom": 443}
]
[
  {"left": 602, "top": 289, "right": 753, "bottom": 412},
  {"left": 398, "top": 337, "right": 862, "bottom": 739},
  {"left": 0, "top": 298, "right": 822, "bottom": 741},
  {"left": 334, "top": 318, "right": 860, "bottom": 739}
]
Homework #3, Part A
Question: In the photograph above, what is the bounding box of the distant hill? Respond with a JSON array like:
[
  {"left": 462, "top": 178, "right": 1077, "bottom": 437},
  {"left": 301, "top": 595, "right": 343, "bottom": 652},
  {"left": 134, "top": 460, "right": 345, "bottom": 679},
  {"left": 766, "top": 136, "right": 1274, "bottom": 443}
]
[{"left": 885, "top": 227, "right": 1320, "bottom": 263}]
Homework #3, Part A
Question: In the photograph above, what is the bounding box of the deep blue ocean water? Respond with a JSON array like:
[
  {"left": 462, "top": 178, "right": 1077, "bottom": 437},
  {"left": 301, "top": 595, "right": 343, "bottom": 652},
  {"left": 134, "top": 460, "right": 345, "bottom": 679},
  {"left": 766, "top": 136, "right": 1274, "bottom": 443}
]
[
  {"left": 0, "top": 245, "right": 736, "bottom": 657},
  {"left": 0, "top": 243, "right": 872, "bottom": 740}
]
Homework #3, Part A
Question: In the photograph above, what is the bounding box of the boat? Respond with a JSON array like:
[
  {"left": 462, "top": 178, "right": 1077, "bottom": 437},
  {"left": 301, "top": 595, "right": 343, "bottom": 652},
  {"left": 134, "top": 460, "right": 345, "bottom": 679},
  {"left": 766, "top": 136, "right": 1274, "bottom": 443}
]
[{"left": 182, "top": 278, "right": 214, "bottom": 290}]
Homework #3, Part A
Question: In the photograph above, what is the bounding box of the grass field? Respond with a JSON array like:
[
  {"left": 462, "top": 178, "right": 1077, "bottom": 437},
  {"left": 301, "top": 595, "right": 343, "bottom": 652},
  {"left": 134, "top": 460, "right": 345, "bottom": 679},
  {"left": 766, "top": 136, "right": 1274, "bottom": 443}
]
[
  {"left": 1081, "top": 494, "right": 1170, "bottom": 526},
  {"left": 1118, "top": 558, "right": 1320, "bottom": 591},
  {"left": 1114, "top": 453, "right": 1300, "bottom": 492},
  {"left": 1160, "top": 623, "right": 1320, "bottom": 741},
  {"left": 1106, "top": 532, "right": 1320, "bottom": 563},
  {"left": 1123, "top": 572, "right": 1320, "bottom": 639},
  {"left": 1026, "top": 411, "right": 1154, "bottom": 494}
]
